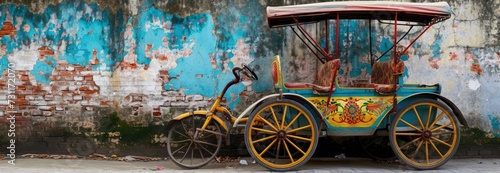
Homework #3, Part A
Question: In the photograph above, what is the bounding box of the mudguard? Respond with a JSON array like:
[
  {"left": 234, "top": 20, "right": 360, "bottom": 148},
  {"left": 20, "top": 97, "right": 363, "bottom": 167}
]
[
  {"left": 397, "top": 93, "right": 468, "bottom": 127},
  {"left": 232, "top": 93, "right": 323, "bottom": 127},
  {"left": 165, "top": 110, "right": 229, "bottom": 131}
]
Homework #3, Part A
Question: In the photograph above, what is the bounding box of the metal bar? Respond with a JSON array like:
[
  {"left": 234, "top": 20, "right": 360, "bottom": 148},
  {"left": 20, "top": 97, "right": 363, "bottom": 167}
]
[
  {"left": 391, "top": 12, "right": 398, "bottom": 115},
  {"left": 369, "top": 19, "right": 373, "bottom": 66},
  {"left": 335, "top": 13, "right": 339, "bottom": 60},
  {"left": 290, "top": 26, "right": 324, "bottom": 63},
  {"left": 376, "top": 26, "right": 413, "bottom": 62},
  {"left": 293, "top": 17, "right": 331, "bottom": 60},
  {"left": 400, "top": 22, "right": 436, "bottom": 56},
  {"left": 325, "top": 19, "right": 329, "bottom": 59}
]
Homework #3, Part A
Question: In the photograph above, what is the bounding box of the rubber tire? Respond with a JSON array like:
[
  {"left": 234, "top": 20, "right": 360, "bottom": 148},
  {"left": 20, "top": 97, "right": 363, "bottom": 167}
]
[
  {"left": 389, "top": 99, "right": 460, "bottom": 170},
  {"left": 244, "top": 99, "right": 318, "bottom": 171}
]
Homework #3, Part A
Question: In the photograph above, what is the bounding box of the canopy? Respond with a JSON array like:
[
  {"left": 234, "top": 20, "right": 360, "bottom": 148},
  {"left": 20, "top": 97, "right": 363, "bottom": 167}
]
[{"left": 267, "top": 1, "right": 451, "bottom": 27}]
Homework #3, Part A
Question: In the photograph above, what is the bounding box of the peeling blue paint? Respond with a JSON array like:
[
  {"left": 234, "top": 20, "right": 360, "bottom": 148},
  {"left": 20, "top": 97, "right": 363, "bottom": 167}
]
[
  {"left": 31, "top": 57, "right": 57, "bottom": 84},
  {"left": 0, "top": 56, "right": 8, "bottom": 73},
  {"left": 430, "top": 37, "right": 442, "bottom": 59},
  {"left": 0, "top": 1, "right": 115, "bottom": 78},
  {"left": 487, "top": 114, "right": 500, "bottom": 137}
]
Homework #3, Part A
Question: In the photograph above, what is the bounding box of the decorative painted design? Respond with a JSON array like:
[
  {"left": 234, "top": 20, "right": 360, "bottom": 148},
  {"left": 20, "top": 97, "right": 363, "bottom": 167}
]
[{"left": 309, "top": 96, "right": 394, "bottom": 127}]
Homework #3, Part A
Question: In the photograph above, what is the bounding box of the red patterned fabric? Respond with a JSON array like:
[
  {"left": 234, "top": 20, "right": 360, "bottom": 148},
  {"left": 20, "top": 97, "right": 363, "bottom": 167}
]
[
  {"left": 315, "top": 59, "right": 341, "bottom": 87},
  {"left": 283, "top": 59, "right": 340, "bottom": 95},
  {"left": 370, "top": 59, "right": 404, "bottom": 94},
  {"left": 371, "top": 59, "right": 405, "bottom": 84}
]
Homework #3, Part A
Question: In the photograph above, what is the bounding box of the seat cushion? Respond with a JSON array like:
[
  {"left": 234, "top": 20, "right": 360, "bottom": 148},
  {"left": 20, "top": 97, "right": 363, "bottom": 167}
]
[{"left": 369, "top": 83, "right": 399, "bottom": 95}]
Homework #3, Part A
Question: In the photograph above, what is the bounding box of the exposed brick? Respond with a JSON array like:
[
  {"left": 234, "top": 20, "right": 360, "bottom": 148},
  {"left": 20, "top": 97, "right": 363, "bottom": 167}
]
[
  {"left": 42, "top": 111, "right": 52, "bottom": 117},
  {"left": 49, "top": 75, "right": 62, "bottom": 81},
  {"left": 84, "top": 106, "right": 94, "bottom": 111},
  {"left": 162, "top": 91, "right": 181, "bottom": 97},
  {"left": 73, "top": 95, "right": 83, "bottom": 100},
  {"left": 20, "top": 75, "right": 29, "bottom": 81},
  {"left": 68, "top": 85, "right": 78, "bottom": 91},
  {"left": 66, "top": 66, "right": 75, "bottom": 71},
  {"left": 80, "top": 71, "right": 99, "bottom": 75},
  {"left": 99, "top": 101, "right": 112, "bottom": 106},
  {"left": 84, "top": 75, "right": 93, "bottom": 81},
  {"left": 14, "top": 100, "right": 29, "bottom": 105},
  {"left": 32, "top": 101, "right": 48, "bottom": 106},
  {"left": 15, "top": 90, "right": 33, "bottom": 95},
  {"left": 82, "top": 90, "right": 99, "bottom": 95},
  {"left": 153, "top": 112, "right": 161, "bottom": 117},
  {"left": 171, "top": 101, "right": 190, "bottom": 107},
  {"left": 45, "top": 95, "right": 54, "bottom": 101},
  {"left": 55, "top": 106, "right": 64, "bottom": 111},
  {"left": 79, "top": 86, "right": 90, "bottom": 91},
  {"left": 25, "top": 95, "right": 35, "bottom": 100},
  {"left": 17, "top": 95, "right": 25, "bottom": 100},
  {"left": 74, "top": 66, "right": 85, "bottom": 71},
  {"left": 16, "top": 71, "right": 29, "bottom": 75},
  {"left": 39, "top": 106, "right": 55, "bottom": 111},
  {"left": 58, "top": 71, "right": 77, "bottom": 76},
  {"left": 74, "top": 76, "right": 84, "bottom": 81},
  {"left": 63, "top": 76, "right": 74, "bottom": 81},
  {"left": 0, "top": 100, "right": 8, "bottom": 105},
  {"left": 18, "top": 85, "right": 26, "bottom": 90}
]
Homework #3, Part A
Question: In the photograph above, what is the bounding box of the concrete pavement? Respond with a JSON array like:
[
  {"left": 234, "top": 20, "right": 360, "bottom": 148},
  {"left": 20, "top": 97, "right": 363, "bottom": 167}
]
[{"left": 0, "top": 157, "right": 499, "bottom": 173}]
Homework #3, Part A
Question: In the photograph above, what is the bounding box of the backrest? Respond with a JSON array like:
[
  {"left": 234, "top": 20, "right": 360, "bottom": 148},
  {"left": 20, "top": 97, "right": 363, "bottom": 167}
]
[
  {"left": 271, "top": 55, "right": 282, "bottom": 87},
  {"left": 314, "top": 59, "right": 341, "bottom": 86},
  {"left": 371, "top": 59, "right": 405, "bottom": 84}
]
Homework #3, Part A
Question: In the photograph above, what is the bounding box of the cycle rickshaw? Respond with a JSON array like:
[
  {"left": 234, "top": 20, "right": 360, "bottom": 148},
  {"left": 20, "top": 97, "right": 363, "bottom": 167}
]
[{"left": 166, "top": 1, "right": 468, "bottom": 171}]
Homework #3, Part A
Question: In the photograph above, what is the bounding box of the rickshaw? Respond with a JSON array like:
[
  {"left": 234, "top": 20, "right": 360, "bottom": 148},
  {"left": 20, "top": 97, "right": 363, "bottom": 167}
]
[{"left": 166, "top": 1, "right": 468, "bottom": 171}]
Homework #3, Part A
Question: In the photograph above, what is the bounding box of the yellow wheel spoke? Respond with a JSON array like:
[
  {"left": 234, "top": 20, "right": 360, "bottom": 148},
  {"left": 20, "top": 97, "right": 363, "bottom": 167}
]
[
  {"left": 429, "top": 111, "right": 445, "bottom": 129},
  {"left": 432, "top": 131, "right": 454, "bottom": 135},
  {"left": 410, "top": 139, "right": 423, "bottom": 160},
  {"left": 395, "top": 132, "right": 422, "bottom": 136},
  {"left": 413, "top": 107, "right": 425, "bottom": 130},
  {"left": 431, "top": 122, "right": 452, "bottom": 132},
  {"left": 429, "top": 140, "right": 444, "bottom": 158},
  {"left": 287, "top": 125, "right": 311, "bottom": 134},
  {"left": 275, "top": 140, "right": 282, "bottom": 160},
  {"left": 400, "top": 119, "right": 423, "bottom": 132},
  {"left": 431, "top": 137, "right": 452, "bottom": 148},
  {"left": 269, "top": 107, "right": 281, "bottom": 129},
  {"left": 284, "top": 112, "right": 303, "bottom": 131},
  {"left": 285, "top": 138, "right": 306, "bottom": 155},
  {"left": 425, "top": 105, "right": 432, "bottom": 129},
  {"left": 400, "top": 137, "right": 422, "bottom": 150},
  {"left": 256, "top": 114, "right": 278, "bottom": 131},
  {"left": 258, "top": 138, "right": 277, "bottom": 157},
  {"left": 281, "top": 105, "right": 288, "bottom": 130},
  {"left": 287, "top": 134, "right": 312, "bottom": 142},
  {"left": 425, "top": 141, "right": 429, "bottom": 164},
  {"left": 283, "top": 139, "right": 294, "bottom": 163},
  {"left": 252, "top": 135, "right": 276, "bottom": 144},
  {"left": 251, "top": 126, "right": 277, "bottom": 134}
]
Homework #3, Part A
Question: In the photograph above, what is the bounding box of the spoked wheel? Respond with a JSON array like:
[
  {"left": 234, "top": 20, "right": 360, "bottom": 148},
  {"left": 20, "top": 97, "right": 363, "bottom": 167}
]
[
  {"left": 244, "top": 99, "right": 318, "bottom": 171},
  {"left": 359, "top": 136, "right": 396, "bottom": 161},
  {"left": 167, "top": 114, "right": 222, "bottom": 169},
  {"left": 389, "top": 99, "right": 460, "bottom": 170}
]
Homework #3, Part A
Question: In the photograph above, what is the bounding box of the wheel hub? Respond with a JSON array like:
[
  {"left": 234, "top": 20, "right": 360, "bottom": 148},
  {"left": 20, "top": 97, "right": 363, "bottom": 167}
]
[
  {"left": 422, "top": 130, "right": 432, "bottom": 140},
  {"left": 277, "top": 130, "right": 287, "bottom": 140}
]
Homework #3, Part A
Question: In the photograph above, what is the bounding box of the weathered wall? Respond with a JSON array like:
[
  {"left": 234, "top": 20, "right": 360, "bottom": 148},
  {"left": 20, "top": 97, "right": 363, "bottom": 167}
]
[{"left": 0, "top": 0, "right": 499, "bottom": 156}]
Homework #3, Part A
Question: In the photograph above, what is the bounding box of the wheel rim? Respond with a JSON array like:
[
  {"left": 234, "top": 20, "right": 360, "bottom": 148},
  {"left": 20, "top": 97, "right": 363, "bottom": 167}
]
[
  {"left": 167, "top": 115, "right": 222, "bottom": 168},
  {"left": 247, "top": 101, "right": 317, "bottom": 170},
  {"left": 391, "top": 101, "right": 459, "bottom": 169}
]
